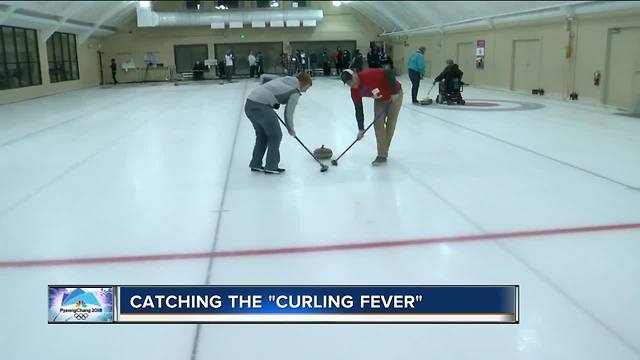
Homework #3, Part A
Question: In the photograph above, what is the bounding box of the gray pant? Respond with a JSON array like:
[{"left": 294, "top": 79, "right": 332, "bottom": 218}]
[
  {"left": 226, "top": 66, "right": 233, "bottom": 82},
  {"left": 244, "top": 99, "right": 282, "bottom": 171}
]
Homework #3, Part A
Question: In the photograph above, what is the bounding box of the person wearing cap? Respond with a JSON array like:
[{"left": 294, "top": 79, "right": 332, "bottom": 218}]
[
  {"left": 407, "top": 46, "right": 426, "bottom": 104},
  {"left": 341, "top": 68, "right": 403, "bottom": 166},
  {"left": 244, "top": 72, "right": 313, "bottom": 174}
]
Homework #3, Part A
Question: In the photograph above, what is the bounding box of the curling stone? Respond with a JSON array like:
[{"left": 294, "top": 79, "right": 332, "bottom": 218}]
[
  {"left": 419, "top": 97, "right": 433, "bottom": 105},
  {"left": 313, "top": 145, "right": 333, "bottom": 160}
]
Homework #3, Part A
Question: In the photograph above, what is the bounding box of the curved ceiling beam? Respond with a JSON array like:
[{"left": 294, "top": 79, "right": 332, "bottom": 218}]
[
  {"left": 381, "top": 1, "right": 598, "bottom": 36},
  {"left": 108, "top": 6, "right": 137, "bottom": 27},
  {"left": 362, "top": 1, "right": 410, "bottom": 32},
  {"left": 347, "top": 1, "right": 394, "bottom": 32},
  {"left": 0, "top": 5, "right": 17, "bottom": 24},
  {"left": 42, "top": 1, "right": 94, "bottom": 41},
  {"left": 397, "top": 1, "right": 438, "bottom": 30},
  {"left": 79, "top": 1, "right": 133, "bottom": 43}
]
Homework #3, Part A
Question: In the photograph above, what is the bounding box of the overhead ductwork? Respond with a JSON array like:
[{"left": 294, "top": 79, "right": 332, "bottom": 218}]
[
  {"left": 136, "top": 6, "right": 323, "bottom": 29},
  {"left": 378, "top": 1, "right": 640, "bottom": 36}
]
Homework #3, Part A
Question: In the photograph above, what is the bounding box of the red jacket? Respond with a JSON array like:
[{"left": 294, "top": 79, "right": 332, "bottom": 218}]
[
  {"left": 350, "top": 68, "right": 402, "bottom": 104},
  {"left": 350, "top": 68, "right": 402, "bottom": 129}
]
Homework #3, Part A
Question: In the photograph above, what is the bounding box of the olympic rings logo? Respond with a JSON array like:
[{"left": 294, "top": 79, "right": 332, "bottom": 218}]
[{"left": 74, "top": 312, "right": 89, "bottom": 320}]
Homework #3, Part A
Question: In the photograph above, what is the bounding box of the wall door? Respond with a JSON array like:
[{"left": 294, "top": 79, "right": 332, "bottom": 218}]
[
  {"left": 174, "top": 44, "right": 208, "bottom": 73},
  {"left": 512, "top": 39, "right": 541, "bottom": 92},
  {"left": 456, "top": 42, "right": 474, "bottom": 84},
  {"left": 604, "top": 27, "right": 640, "bottom": 111}
]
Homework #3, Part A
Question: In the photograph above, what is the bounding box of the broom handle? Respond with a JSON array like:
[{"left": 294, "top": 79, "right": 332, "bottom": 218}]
[
  {"left": 275, "top": 113, "right": 325, "bottom": 166},
  {"left": 334, "top": 101, "right": 391, "bottom": 161},
  {"left": 427, "top": 83, "right": 436, "bottom": 96}
]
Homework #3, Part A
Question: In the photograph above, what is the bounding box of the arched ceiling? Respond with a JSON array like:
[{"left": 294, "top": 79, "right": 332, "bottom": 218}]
[
  {"left": 346, "top": 1, "right": 578, "bottom": 34},
  {"left": 1, "top": 1, "right": 638, "bottom": 40},
  {"left": 0, "top": 1, "right": 137, "bottom": 39}
]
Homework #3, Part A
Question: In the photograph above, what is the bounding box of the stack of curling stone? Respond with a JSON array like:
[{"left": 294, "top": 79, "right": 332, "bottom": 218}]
[{"left": 313, "top": 145, "right": 333, "bottom": 160}]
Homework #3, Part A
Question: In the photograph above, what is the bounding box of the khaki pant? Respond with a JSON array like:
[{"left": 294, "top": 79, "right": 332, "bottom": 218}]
[{"left": 373, "top": 91, "right": 403, "bottom": 158}]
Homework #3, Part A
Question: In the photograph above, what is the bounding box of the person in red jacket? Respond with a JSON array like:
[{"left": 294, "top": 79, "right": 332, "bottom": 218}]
[{"left": 340, "top": 68, "right": 403, "bottom": 165}]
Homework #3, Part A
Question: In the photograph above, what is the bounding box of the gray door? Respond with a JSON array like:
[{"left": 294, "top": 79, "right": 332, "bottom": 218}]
[
  {"left": 512, "top": 39, "right": 541, "bottom": 92},
  {"left": 174, "top": 44, "right": 208, "bottom": 73},
  {"left": 605, "top": 27, "right": 640, "bottom": 111},
  {"left": 456, "top": 42, "right": 474, "bottom": 84}
]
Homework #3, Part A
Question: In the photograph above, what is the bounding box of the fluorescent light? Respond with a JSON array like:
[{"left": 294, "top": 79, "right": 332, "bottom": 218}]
[
  {"left": 332, "top": 1, "right": 341, "bottom": 6},
  {"left": 139, "top": 1, "right": 151, "bottom": 8}
]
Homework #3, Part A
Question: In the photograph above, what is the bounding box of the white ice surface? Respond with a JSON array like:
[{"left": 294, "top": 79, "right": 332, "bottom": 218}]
[{"left": 1, "top": 76, "right": 639, "bottom": 359}]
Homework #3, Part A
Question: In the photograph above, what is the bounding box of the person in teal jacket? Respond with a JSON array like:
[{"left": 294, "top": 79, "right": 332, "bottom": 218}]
[{"left": 407, "top": 46, "right": 426, "bottom": 104}]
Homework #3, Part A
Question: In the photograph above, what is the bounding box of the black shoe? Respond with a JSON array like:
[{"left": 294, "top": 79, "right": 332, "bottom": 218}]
[
  {"left": 412, "top": 100, "right": 419, "bottom": 105},
  {"left": 250, "top": 166, "right": 264, "bottom": 172},
  {"left": 264, "top": 168, "right": 286, "bottom": 174}
]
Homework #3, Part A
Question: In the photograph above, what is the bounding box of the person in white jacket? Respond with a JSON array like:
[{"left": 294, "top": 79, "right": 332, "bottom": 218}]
[
  {"left": 248, "top": 51, "right": 257, "bottom": 78},
  {"left": 224, "top": 50, "right": 234, "bottom": 82}
]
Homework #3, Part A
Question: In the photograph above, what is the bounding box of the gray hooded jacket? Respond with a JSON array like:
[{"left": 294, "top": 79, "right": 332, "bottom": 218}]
[{"left": 248, "top": 74, "right": 301, "bottom": 131}]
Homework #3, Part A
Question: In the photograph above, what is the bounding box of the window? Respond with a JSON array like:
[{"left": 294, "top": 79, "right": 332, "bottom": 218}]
[
  {"left": 186, "top": 1, "right": 201, "bottom": 10},
  {"left": 0, "top": 25, "right": 41, "bottom": 90},
  {"left": 46, "top": 32, "right": 79, "bottom": 83},
  {"left": 216, "top": 0, "right": 239, "bottom": 9},
  {"left": 257, "top": 0, "right": 279, "bottom": 8},
  {"left": 292, "top": 1, "right": 307, "bottom": 7}
]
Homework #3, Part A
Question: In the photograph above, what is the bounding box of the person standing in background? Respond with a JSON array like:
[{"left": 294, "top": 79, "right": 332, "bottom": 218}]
[
  {"left": 248, "top": 51, "right": 257, "bottom": 78},
  {"left": 367, "top": 47, "right": 381, "bottom": 68},
  {"left": 225, "top": 50, "right": 234, "bottom": 82},
  {"left": 322, "top": 48, "right": 331, "bottom": 76},
  {"left": 343, "top": 49, "right": 351, "bottom": 73},
  {"left": 350, "top": 49, "right": 363, "bottom": 72},
  {"left": 309, "top": 52, "right": 317, "bottom": 76},
  {"left": 110, "top": 59, "right": 118, "bottom": 84},
  {"left": 217, "top": 58, "right": 225, "bottom": 79},
  {"left": 231, "top": 51, "right": 236, "bottom": 75},
  {"left": 300, "top": 50, "right": 308, "bottom": 73},
  {"left": 335, "top": 47, "right": 344, "bottom": 75},
  {"left": 295, "top": 49, "right": 302, "bottom": 65},
  {"left": 283, "top": 51, "right": 300, "bottom": 76},
  {"left": 256, "top": 51, "right": 264, "bottom": 76},
  {"left": 407, "top": 46, "right": 426, "bottom": 104},
  {"left": 378, "top": 48, "right": 386, "bottom": 68}
]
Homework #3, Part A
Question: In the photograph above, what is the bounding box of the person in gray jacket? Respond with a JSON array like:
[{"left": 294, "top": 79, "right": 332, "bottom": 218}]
[{"left": 245, "top": 72, "right": 313, "bottom": 174}]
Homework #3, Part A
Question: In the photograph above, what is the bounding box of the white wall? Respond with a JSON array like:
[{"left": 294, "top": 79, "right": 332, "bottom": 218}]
[{"left": 391, "top": 9, "right": 640, "bottom": 109}]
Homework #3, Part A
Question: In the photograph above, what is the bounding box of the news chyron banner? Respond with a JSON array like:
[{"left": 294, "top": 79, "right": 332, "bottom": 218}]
[{"left": 49, "top": 285, "right": 518, "bottom": 324}]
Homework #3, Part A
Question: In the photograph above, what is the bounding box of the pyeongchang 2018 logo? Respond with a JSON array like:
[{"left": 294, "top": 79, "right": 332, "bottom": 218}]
[{"left": 56, "top": 288, "right": 103, "bottom": 321}]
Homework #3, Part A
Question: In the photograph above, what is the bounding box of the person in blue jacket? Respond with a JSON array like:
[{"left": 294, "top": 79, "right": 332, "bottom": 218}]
[{"left": 407, "top": 46, "right": 426, "bottom": 104}]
